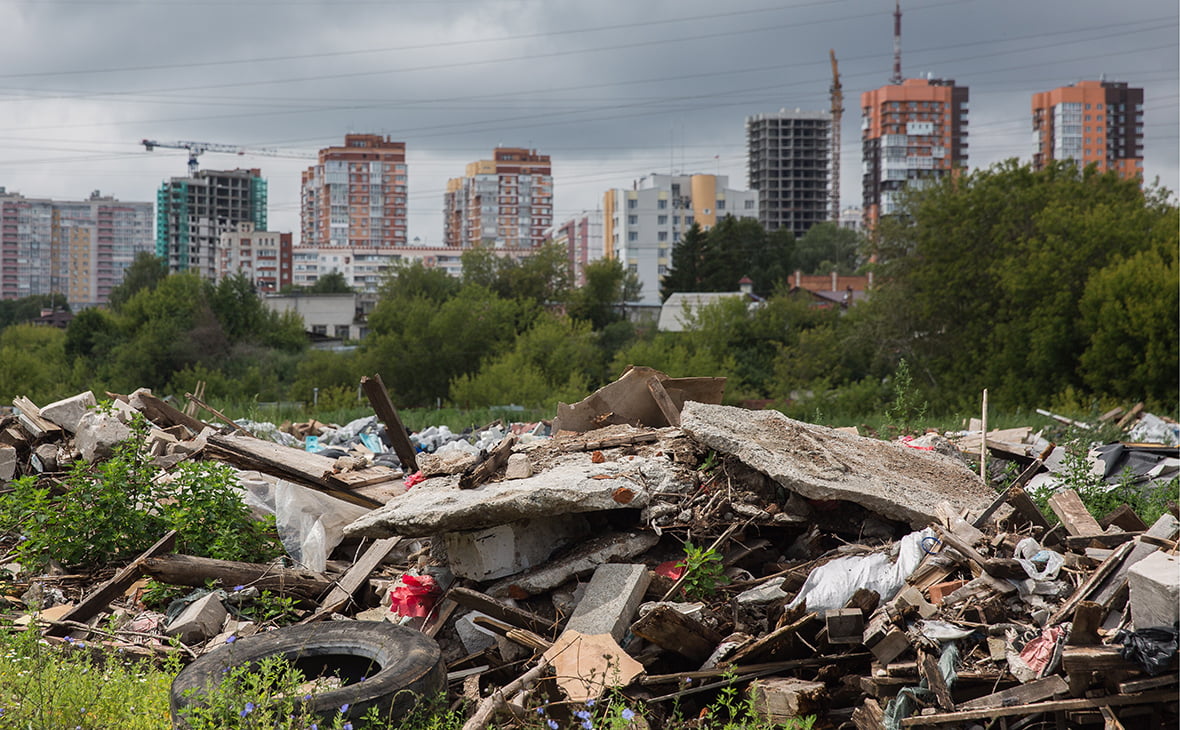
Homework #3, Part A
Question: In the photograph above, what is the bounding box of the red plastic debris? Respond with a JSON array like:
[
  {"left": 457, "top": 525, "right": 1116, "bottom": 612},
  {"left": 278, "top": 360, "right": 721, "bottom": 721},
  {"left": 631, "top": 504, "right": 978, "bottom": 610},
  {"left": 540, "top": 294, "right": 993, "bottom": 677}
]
[
  {"left": 403, "top": 470, "right": 426, "bottom": 489},
  {"left": 389, "top": 573, "right": 438, "bottom": 618},
  {"left": 655, "top": 560, "right": 685, "bottom": 581}
]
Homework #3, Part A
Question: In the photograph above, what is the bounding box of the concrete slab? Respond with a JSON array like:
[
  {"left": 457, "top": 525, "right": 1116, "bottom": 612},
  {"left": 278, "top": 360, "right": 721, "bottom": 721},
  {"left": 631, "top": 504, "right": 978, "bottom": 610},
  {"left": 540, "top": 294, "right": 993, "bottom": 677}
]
[
  {"left": 442, "top": 514, "right": 589, "bottom": 581},
  {"left": 1128, "top": 550, "right": 1179, "bottom": 630},
  {"left": 166, "top": 593, "right": 227, "bottom": 645},
  {"left": 564, "top": 563, "right": 650, "bottom": 642},
  {"left": 39, "top": 391, "right": 96, "bottom": 433},
  {"left": 487, "top": 530, "right": 659, "bottom": 598},
  {"left": 344, "top": 452, "right": 673, "bottom": 538},
  {"left": 680, "top": 402, "right": 994, "bottom": 527},
  {"left": 0, "top": 446, "right": 16, "bottom": 481},
  {"left": 75, "top": 411, "right": 132, "bottom": 464}
]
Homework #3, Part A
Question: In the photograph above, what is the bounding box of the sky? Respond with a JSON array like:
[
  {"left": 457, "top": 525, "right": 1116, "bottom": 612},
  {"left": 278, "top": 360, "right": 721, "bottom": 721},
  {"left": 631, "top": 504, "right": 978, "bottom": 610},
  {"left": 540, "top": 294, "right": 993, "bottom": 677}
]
[{"left": 1, "top": 0, "right": 1177, "bottom": 246}]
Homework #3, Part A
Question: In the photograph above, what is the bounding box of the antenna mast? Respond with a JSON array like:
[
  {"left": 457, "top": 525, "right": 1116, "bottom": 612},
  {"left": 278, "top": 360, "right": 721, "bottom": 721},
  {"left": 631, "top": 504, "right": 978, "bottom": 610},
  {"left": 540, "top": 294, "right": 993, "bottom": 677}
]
[
  {"left": 891, "top": 0, "right": 903, "bottom": 85},
  {"left": 829, "top": 49, "right": 843, "bottom": 222}
]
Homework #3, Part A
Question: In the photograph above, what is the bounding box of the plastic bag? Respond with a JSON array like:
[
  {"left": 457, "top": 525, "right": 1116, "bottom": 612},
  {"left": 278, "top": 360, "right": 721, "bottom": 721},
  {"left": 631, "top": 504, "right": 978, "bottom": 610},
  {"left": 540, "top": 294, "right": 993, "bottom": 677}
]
[
  {"left": 788, "top": 529, "right": 933, "bottom": 612},
  {"left": 1115, "top": 627, "right": 1179, "bottom": 676}
]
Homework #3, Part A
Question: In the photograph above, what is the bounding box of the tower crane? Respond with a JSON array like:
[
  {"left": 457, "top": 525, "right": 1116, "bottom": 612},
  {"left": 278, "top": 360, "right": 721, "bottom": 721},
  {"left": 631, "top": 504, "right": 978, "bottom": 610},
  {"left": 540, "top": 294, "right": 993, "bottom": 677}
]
[
  {"left": 829, "top": 49, "right": 843, "bottom": 223},
  {"left": 141, "top": 139, "right": 316, "bottom": 176}
]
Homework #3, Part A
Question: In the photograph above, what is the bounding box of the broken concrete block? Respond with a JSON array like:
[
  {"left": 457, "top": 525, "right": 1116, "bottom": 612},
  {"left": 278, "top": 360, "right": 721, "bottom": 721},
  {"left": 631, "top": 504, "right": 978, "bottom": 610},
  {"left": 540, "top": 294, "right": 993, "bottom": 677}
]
[
  {"left": 345, "top": 452, "right": 684, "bottom": 537},
  {"left": 565, "top": 563, "right": 650, "bottom": 643},
  {"left": 442, "top": 514, "right": 589, "bottom": 581},
  {"left": 75, "top": 411, "right": 132, "bottom": 463},
  {"left": 1128, "top": 551, "right": 1179, "bottom": 630},
  {"left": 454, "top": 612, "right": 498, "bottom": 654},
  {"left": 488, "top": 530, "right": 659, "bottom": 598},
  {"left": 891, "top": 586, "right": 937, "bottom": 620},
  {"left": 32, "top": 443, "right": 58, "bottom": 473},
  {"left": 38, "top": 391, "right": 96, "bottom": 433},
  {"left": 680, "top": 402, "right": 994, "bottom": 527},
  {"left": 0, "top": 446, "right": 16, "bottom": 481},
  {"left": 824, "top": 608, "right": 865, "bottom": 645},
  {"left": 504, "top": 452, "right": 531, "bottom": 480},
  {"left": 749, "top": 677, "right": 827, "bottom": 721},
  {"left": 166, "top": 593, "right": 227, "bottom": 645}
]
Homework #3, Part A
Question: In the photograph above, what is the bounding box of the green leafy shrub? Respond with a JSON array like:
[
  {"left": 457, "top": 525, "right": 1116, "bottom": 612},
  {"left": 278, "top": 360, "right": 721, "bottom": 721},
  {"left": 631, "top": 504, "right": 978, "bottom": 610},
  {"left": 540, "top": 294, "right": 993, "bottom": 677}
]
[
  {"left": 0, "top": 414, "right": 281, "bottom": 571},
  {"left": 677, "top": 541, "right": 728, "bottom": 600}
]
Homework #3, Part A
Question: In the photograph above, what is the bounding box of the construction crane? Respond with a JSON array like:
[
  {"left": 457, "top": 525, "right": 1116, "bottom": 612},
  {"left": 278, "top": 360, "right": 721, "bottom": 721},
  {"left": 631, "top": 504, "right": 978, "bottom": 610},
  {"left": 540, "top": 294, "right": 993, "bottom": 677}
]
[
  {"left": 829, "top": 49, "right": 843, "bottom": 223},
  {"left": 141, "top": 139, "right": 316, "bottom": 176}
]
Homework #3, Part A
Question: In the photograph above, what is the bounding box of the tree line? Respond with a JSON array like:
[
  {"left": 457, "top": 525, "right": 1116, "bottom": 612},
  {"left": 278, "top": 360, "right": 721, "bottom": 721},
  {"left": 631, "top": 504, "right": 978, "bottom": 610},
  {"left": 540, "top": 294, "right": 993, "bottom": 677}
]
[{"left": 0, "top": 159, "right": 1173, "bottom": 418}]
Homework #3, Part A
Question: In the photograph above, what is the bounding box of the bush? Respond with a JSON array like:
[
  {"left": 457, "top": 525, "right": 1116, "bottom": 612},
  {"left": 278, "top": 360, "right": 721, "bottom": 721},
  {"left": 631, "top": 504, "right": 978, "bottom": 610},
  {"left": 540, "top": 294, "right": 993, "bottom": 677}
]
[{"left": 0, "top": 413, "right": 281, "bottom": 571}]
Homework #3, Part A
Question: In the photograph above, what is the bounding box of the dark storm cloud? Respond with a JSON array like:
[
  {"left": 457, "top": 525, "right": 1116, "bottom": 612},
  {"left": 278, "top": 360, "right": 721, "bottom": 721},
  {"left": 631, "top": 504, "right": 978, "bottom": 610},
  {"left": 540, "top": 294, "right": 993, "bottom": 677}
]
[{"left": 0, "top": 0, "right": 1175, "bottom": 241}]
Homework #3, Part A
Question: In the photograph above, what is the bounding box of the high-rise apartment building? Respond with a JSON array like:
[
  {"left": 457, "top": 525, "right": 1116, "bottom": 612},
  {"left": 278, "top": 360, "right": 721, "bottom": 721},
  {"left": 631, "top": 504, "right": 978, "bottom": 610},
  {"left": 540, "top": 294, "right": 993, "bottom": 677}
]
[
  {"left": 0, "top": 188, "right": 153, "bottom": 308},
  {"left": 156, "top": 168, "right": 267, "bottom": 279},
  {"left": 301, "top": 134, "right": 408, "bottom": 249},
  {"left": 443, "top": 147, "right": 553, "bottom": 249},
  {"left": 546, "top": 211, "right": 604, "bottom": 287},
  {"left": 861, "top": 78, "right": 968, "bottom": 227},
  {"left": 604, "top": 173, "right": 758, "bottom": 306},
  {"left": 217, "top": 222, "right": 293, "bottom": 293},
  {"left": 1031, "top": 80, "right": 1144, "bottom": 180},
  {"left": 746, "top": 109, "right": 831, "bottom": 238}
]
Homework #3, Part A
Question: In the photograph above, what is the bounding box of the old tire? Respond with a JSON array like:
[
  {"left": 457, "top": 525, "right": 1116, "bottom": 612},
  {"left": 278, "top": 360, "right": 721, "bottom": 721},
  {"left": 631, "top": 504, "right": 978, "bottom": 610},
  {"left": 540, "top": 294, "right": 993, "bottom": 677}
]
[{"left": 170, "top": 622, "right": 445, "bottom": 727}]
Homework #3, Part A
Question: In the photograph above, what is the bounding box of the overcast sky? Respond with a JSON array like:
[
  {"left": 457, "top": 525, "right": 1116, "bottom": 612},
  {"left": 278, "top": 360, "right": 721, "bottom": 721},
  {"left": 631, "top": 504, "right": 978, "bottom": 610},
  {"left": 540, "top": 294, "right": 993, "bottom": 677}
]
[{"left": 2, "top": 0, "right": 1176, "bottom": 245}]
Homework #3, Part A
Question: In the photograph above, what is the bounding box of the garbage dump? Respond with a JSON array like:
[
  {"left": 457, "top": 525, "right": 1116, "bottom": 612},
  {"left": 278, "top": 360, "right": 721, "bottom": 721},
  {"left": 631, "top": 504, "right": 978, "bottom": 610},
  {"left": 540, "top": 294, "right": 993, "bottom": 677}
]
[{"left": 0, "top": 368, "right": 1176, "bottom": 729}]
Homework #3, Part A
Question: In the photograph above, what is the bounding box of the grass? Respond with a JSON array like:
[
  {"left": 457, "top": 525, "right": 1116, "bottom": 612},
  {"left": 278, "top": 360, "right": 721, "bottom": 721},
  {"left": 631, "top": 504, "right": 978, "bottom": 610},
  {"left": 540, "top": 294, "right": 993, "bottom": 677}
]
[{"left": 0, "top": 624, "right": 814, "bottom": 730}]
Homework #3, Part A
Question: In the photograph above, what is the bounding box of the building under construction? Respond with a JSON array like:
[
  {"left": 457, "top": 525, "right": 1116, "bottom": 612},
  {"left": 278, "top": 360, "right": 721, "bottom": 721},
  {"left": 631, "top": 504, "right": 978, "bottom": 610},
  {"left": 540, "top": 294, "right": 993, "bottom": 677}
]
[
  {"left": 745, "top": 109, "right": 832, "bottom": 239},
  {"left": 156, "top": 169, "right": 267, "bottom": 279}
]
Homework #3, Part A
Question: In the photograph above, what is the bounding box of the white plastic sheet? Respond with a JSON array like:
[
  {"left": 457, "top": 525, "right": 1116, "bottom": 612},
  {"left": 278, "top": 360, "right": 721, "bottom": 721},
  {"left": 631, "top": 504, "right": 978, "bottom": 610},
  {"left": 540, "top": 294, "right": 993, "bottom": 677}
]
[
  {"left": 234, "top": 470, "right": 370, "bottom": 572},
  {"left": 787, "top": 528, "right": 934, "bottom": 613}
]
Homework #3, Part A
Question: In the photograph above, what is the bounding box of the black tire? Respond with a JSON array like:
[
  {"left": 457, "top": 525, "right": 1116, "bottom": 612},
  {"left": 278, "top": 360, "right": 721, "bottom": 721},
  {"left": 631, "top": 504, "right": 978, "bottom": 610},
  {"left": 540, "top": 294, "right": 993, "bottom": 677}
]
[{"left": 170, "top": 622, "right": 445, "bottom": 728}]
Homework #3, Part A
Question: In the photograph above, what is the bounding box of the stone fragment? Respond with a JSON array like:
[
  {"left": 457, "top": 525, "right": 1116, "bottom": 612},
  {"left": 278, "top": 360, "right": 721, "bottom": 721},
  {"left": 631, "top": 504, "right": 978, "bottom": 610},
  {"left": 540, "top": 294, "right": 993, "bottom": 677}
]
[
  {"left": 442, "top": 515, "right": 589, "bottom": 581},
  {"left": 749, "top": 678, "right": 827, "bottom": 720},
  {"left": 345, "top": 452, "right": 670, "bottom": 537},
  {"left": 32, "top": 443, "right": 58, "bottom": 472},
  {"left": 504, "top": 452, "right": 531, "bottom": 480},
  {"left": 38, "top": 391, "right": 96, "bottom": 433},
  {"left": 454, "top": 612, "right": 498, "bottom": 654},
  {"left": 736, "top": 576, "right": 790, "bottom": 606},
  {"left": 0, "top": 446, "right": 17, "bottom": 481},
  {"left": 166, "top": 593, "right": 227, "bottom": 645},
  {"left": 488, "top": 531, "right": 659, "bottom": 598},
  {"left": 565, "top": 563, "right": 650, "bottom": 643},
  {"left": 680, "top": 401, "right": 993, "bottom": 527},
  {"left": 75, "top": 411, "right": 132, "bottom": 463},
  {"left": 1128, "top": 550, "right": 1179, "bottom": 630}
]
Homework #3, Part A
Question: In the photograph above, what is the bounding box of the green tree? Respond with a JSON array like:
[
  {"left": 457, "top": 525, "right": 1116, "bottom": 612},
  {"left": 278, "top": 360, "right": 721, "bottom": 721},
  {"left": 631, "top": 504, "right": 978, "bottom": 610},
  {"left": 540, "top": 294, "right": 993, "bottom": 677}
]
[
  {"left": 461, "top": 243, "right": 570, "bottom": 304},
  {"left": 871, "top": 159, "right": 1178, "bottom": 408},
  {"left": 0, "top": 325, "right": 71, "bottom": 403},
  {"left": 377, "top": 259, "right": 460, "bottom": 306},
  {"left": 0, "top": 294, "right": 69, "bottom": 329},
  {"left": 108, "top": 252, "right": 168, "bottom": 311},
  {"left": 567, "top": 257, "right": 642, "bottom": 329},
  {"left": 794, "top": 222, "right": 864, "bottom": 275},
  {"left": 660, "top": 222, "right": 708, "bottom": 301},
  {"left": 306, "top": 270, "right": 354, "bottom": 294}
]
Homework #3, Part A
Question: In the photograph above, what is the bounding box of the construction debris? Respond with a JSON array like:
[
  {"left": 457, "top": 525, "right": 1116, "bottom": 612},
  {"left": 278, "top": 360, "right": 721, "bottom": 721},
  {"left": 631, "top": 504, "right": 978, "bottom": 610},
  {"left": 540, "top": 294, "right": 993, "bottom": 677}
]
[{"left": 0, "top": 375, "right": 1176, "bottom": 729}]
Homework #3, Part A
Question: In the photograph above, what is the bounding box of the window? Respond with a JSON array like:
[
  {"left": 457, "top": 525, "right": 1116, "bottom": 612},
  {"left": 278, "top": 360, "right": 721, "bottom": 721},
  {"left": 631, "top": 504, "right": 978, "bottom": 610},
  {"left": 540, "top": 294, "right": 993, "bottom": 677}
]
[
  {"left": 335, "top": 325, "right": 351, "bottom": 339},
  {"left": 744, "top": 199, "right": 755, "bottom": 209},
  {"left": 628, "top": 231, "right": 638, "bottom": 242},
  {"left": 627, "top": 199, "right": 637, "bottom": 209},
  {"left": 657, "top": 199, "right": 667, "bottom": 209},
  {"left": 658, "top": 231, "right": 668, "bottom": 241},
  {"left": 628, "top": 215, "right": 638, "bottom": 225},
  {"left": 657, "top": 215, "right": 668, "bottom": 225},
  {"left": 716, "top": 200, "right": 725, "bottom": 210}
]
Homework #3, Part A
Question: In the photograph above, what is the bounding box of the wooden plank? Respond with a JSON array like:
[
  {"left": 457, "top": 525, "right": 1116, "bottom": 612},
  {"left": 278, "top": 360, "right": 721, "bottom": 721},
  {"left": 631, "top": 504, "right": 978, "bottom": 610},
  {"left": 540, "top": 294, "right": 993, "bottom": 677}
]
[
  {"left": 726, "top": 612, "right": 816, "bottom": 665},
  {"left": 1006, "top": 486, "right": 1052, "bottom": 530},
  {"left": 1048, "top": 489, "right": 1104, "bottom": 537},
  {"left": 1063, "top": 532, "right": 1140, "bottom": 550},
  {"left": 361, "top": 374, "right": 418, "bottom": 474},
  {"left": 12, "top": 396, "right": 62, "bottom": 439},
  {"left": 458, "top": 434, "right": 517, "bottom": 490},
  {"left": 851, "top": 698, "right": 885, "bottom": 730},
  {"left": 447, "top": 586, "right": 557, "bottom": 637},
  {"left": 1061, "top": 646, "right": 1140, "bottom": 673},
  {"left": 302, "top": 536, "right": 401, "bottom": 622},
  {"left": 1067, "top": 601, "right": 1104, "bottom": 645},
  {"left": 631, "top": 604, "right": 723, "bottom": 663},
  {"left": 43, "top": 531, "right": 178, "bottom": 637},
  {"left": 183, "top": 392, "right": 252, "bottom": 435},
  {"left": 206, "top": 432, "right": 382, "bottom": 508},
  {"left": 899, "top": 689, "right": 1176, "bottom": 727},
  {"left": 1099, "top": 504, "right": 1148, "bottom": 532},
  {"left": 1118, "top": 674, "right": 1177, "bottom": 694},
  {"left": 646, "top": 377, "right": 681, "bottom": 427},
  {"left": 327, "top": 466, "right": 402, "bottom": 490},
  {"left": 1115, "top": 402, "right": 1144, "bottom": 429},
  {"left": 131, "top": 391, "right": 209, "bottom": 434},
  {"left": 1089, "top": 514, "right": 1179, "bottom": 609},
  {"left": 956, "top": 675, "right": 1068, "bottom": 710},
  {"left": 142, "top": 554, "right": 333, "bottom": 601},
  {"left": 1047, "top": 539, "right": 1135, "bottom": 625},
  {"left": 919, "top": 651, "right": 954, "bottom": 710}
]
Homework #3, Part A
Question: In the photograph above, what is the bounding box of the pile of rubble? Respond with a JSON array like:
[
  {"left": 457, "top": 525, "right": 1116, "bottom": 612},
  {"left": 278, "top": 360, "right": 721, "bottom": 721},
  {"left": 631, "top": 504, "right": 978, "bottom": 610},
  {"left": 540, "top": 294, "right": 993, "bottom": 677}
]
[{"left": 0, "top": 367, "right": 1176, "bottom": 729}]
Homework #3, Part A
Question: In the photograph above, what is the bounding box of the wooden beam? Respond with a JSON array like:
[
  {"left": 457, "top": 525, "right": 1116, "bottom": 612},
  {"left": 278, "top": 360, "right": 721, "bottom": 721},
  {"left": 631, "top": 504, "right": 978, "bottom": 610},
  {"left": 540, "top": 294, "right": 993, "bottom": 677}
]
[
  {"left": 955, "top": 675, "right": 1068, "bottom": 711},
  {"left": 142, "top": 554, "right": 333, "bottom": 601},
  {"left": 646, "top": 377, "right": 681, "bottom": 427},
  {"left": 448, "top": 586, "right": 558, "bottom": 637},
  {"left": 360, "top": 374, "right": 418, "bottom": 474},
  {"left": 458, "top": 435, "right": 517, "bottom": 490},
  {"left": 43, "top": 531, "right": 178, "bottom": 637},
  {"left": 301, "top": 537, "right": 401, "bottom": 622},
  {"left": 631, "top": 604, "right": 723, "bottom": 663},
  {"left": 1048, "top": 489, "right": 1104, "bottom": 537},
  {"left": 899, "top": 689, "right": 1176, "bottom": 727}
]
